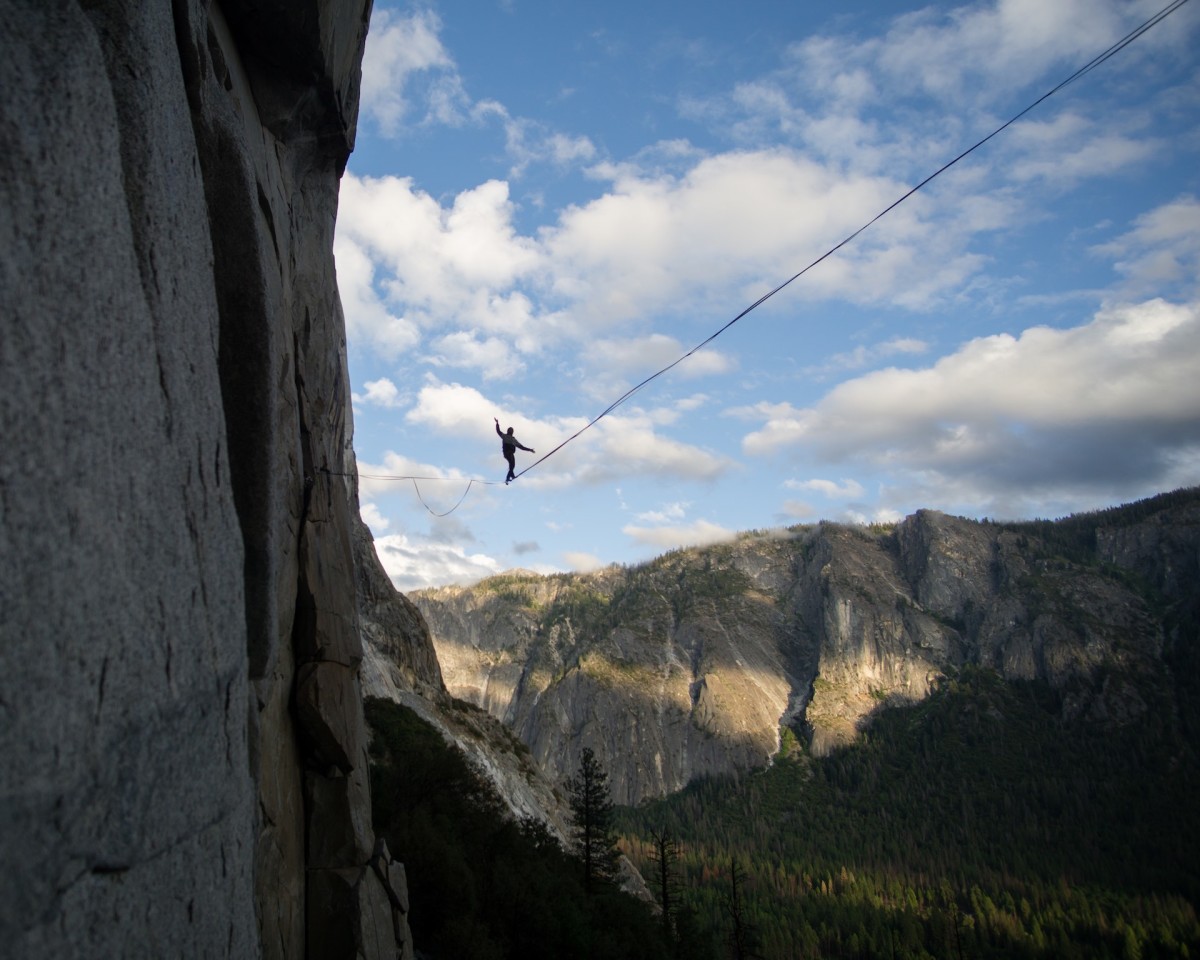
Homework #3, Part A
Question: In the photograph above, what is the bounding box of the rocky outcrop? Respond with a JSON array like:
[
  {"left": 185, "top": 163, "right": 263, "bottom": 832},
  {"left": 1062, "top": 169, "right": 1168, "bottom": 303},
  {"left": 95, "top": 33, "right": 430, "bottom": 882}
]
[
  {"left": 1, "top": 2, "right": 407, "bottom": 958},
  {"left": 412, "top": 491, "right": 1198, "bottom": 804},
  {"left": 354, "top": 526, "right": 575, "bottom": 839}
]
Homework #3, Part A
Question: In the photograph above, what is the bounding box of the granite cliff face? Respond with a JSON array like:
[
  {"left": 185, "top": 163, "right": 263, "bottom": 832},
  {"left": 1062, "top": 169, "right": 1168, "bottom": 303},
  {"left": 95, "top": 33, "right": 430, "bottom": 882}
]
[
  {"left": 1, "top": 2, "right": 410, "bottom": 957},
  {"left": 354, "top": 518, "right": 576, "bottom": 839},
  {"left": 412, "top": 491, "right": 1199, "bottom": 805}
]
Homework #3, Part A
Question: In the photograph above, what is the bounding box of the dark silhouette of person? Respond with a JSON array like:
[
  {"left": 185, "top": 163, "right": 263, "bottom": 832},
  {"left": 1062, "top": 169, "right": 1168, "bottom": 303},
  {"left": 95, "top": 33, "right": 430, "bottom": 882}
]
[{"left": 495, "top": 417, "right": 534, "bottom": 483}]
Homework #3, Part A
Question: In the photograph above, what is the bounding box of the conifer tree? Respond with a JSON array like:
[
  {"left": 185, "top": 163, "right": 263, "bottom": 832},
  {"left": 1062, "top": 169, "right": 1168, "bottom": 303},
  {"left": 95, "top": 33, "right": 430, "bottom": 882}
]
[
  {"left": 648, "top": 828, "right": 681, "bottom": 941},
  {"left": 724, "top": 856, "right": 762, "bottom": 960},
  {"left": 566, "top": 747, "right": 619, "bottom": 895}
]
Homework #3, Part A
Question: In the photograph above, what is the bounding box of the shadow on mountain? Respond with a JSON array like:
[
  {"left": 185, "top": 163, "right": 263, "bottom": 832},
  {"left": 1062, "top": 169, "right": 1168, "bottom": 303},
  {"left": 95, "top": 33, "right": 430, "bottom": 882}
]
[{"left": 619, "top": 665, "right": 1200, "bottom": 959}]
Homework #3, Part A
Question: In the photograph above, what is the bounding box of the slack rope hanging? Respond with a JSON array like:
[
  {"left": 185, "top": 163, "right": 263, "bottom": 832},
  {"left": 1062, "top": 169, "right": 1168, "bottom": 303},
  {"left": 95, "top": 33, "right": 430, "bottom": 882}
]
[
  {"left": 320, "top": 467, "right": 499, "bottom": 518},
  {"left": 410, "top": 478, "right": 477, "bottom": 518}
]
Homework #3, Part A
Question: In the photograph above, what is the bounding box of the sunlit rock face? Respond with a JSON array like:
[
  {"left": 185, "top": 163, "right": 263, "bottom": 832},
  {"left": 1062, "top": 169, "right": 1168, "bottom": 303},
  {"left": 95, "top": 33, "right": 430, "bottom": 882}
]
[
  {"left": 411, "top": 494, "right": 1196, "bottom": 804},
  {"left": 356, "top": 531, "right": 577, "bottom": 843},
  {"left": 0, "top": 2, "right": 410, "bottom": 958}
]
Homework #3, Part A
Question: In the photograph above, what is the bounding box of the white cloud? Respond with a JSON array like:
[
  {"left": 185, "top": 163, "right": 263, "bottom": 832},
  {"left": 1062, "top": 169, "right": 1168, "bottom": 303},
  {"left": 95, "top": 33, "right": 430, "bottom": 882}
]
[
  {"left": 404, "top": 379, "right": 732, "bottom": 485},
  {"left": 741, "top": 297, "right": 1200, "bottom": 499},
  {"left": 784, "top": 478, "right": 865, "bottom": 499},
  {"left": 360, "top": 9, "right": 462, "bottom": 136},
  {"left": 371, "top": 532, "right": 502, "bottom": 592},
  {"left": 577, "top": 336, "right": 733, "bottom": 406},
  {"left": 336, "top": 174, "right": 545, "bottom": 349},
  {"left": 563, "top": 551, "right": 604, "bottom": 572},
  {"left": 353, "top": 377, "right": 405, "bottom": 408},
  {"left": 1093, "top": 195, "right": 1200, "bottom": 293},
  {"left": 1007, "top": 126, "right": 1158, "bottom": 187},
  {"left": 545, "top": 149, "right": 979, "bottom": 324},
  {"left": 590, "top": 334, "right": 733, "bottom": 379},
  {"left": 634, "top": 501, "right": 690, "bottom": 523},
  {"left": 359, "top": 501, "right": 390, "bottom": 534},
  {"left": 873, "top": 0, "right": 1129, "bottom": 104},
  {"left": 404, "top": 380, "right": 504, "bottom": 434},
  {"left": 357, "top": 451, "right": 476, "bottom": 501},
  {"left": 806, "top": 336, "right": 929, "bottom": 379},
  {"left": 622, "top": 519, "right": 736, "bottom": 549},
  {"left": 424, "top": 331, "right": 526, "bottom": 381},
  {"left": 334, "top": 234, "right": 420, "bottom": 358}
]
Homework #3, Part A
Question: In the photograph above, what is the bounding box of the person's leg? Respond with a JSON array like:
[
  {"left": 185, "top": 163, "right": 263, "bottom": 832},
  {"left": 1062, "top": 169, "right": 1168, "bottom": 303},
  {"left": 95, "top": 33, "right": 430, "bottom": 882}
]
[{"left": 505, "top": 452, "right": 515, "bottom": 481}]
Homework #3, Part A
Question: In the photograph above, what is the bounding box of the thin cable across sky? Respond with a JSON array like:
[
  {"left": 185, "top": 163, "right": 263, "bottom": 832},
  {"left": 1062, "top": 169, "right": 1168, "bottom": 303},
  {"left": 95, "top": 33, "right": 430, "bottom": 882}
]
[{"left": 345, "top": 0, "right": 1190, "bottom": 514}]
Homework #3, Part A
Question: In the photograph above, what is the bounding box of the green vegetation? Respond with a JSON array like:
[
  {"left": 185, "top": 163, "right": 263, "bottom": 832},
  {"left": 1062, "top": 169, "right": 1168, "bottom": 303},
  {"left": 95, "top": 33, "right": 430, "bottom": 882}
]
[
  {"left": 1005, "top": 486, "right": 1200, "bottom": 566},
  {"left": 365, "top": 697, "right": 672, "bottom": 960},
  {"left": 566, "top": 747, "right": 621, "bottom": 895},
  {"left": 479, "top": 572, "right": 543, "bottom": 608},
  {"left": 619, "top": 667, "right": 1200, "bottom": 959},
  {"left": 541, "top": 582, "right": 613, "bottom": 639}
]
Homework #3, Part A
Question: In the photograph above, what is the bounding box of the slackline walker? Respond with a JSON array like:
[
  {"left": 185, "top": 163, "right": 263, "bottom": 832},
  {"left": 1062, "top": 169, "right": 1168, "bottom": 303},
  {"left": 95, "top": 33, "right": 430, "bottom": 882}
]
[{"left": 336, "top": 0, "right": 1190, "bottom": 517}]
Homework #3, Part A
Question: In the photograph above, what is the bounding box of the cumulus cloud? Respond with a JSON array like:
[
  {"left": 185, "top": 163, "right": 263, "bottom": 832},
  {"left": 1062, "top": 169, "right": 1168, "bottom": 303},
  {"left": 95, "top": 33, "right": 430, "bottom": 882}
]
[
  {"left": 634, "top": 501, "right": 690, "bottom": 523},
  {"left": 622, "top": 519, "right": 736, "bottom": 549},
  {"left": 360, "top": 9, "right": 463, "bottom": 136},
  {"left": 334, "top": 234, "right": 420, "bottom": 358},
  {"left": 785, "top": 478, "right": 866, "bottom": 499},
  {"left": 589, "top": 334, "right": 732, "bottom": 376},
  {"left": 336, "top": 174, "right": 545, "bottom": 350},
  {"left": 873, "top": 0, "right": 1131, "bottom": 103},
  {"left": 371, "top": 532, "right": 502, "bottom": 592},
  {"left": 546, "top": 149, "right": 985, "bottom": 324},
  {"left": 404, "top": 379, "right": 732, "bottom": 485},
  {"left": 740, "top": 298, "right": 1200, "bottom": 500},
  {"left": 513, "top": 540, "right": 540, "bottom": 555},
  {"left": 353, "top": 377, "right": 405, "bottom": 408},
  {"left": 1005, "top": 114, "right": 1159, "bottom": 186},
  {"left": 563, "top": 551, "right": 605, "bottom": 572},
  {"left": 424, "top": 331, "right": 526, "bottom": 381},
  {"left": 1093, "top": 195, "right": 1200, "bottom": 294},
  {"left": 357, "top": 451, "right": 476, "bottom": 501},
  {"left": 576, "top": 335, "right": 734, "bottom": 406},
  {"left": 359, "top": 501, "right": 390, "bottom": 534}
]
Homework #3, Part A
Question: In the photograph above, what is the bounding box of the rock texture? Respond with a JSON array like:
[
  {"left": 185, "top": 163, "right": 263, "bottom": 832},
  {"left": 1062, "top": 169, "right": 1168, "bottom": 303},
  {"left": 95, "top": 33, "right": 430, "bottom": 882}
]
[
  {"left": 0, "top": 1, "right": 408, "bottom": 957},
  {"left": 355, "top": 519, "right": 575, "bottom": 839},
  {"left": 412, "top": 491, "right": 1199, "bottom": 805}
]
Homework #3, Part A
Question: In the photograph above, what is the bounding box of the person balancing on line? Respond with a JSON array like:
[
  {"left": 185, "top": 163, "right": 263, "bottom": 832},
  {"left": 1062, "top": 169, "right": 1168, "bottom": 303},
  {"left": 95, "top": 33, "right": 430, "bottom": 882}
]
[{"left": 495, "top": 417, "right": 535, "bottom": 484}]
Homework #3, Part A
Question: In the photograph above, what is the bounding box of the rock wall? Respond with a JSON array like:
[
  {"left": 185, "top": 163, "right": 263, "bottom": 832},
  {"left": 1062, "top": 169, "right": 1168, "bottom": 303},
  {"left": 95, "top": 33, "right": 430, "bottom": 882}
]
[
  {"left": 412, "top": 495, "right": 1196, "bottom": 804},
  {"left": 355, "top": 522, "right": 576, "bottom": 839},
  {"left": 0, "top": 1, "right": 408, "bottom": 957}
]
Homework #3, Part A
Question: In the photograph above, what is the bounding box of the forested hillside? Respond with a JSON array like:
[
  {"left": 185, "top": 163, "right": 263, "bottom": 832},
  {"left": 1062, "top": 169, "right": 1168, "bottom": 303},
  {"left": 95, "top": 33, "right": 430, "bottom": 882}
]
[
  {"left": 412, "top": 488, "right": 1200, "bottom": 807},
  {"left": 363, "top": 490, "right": 1200, "bottom": 957},
  {"left": 619, "top": 667, "right": 1200, "bottom": 959},
  {"left": 365, "top": 697, "right": 672, "bottom": 960}
]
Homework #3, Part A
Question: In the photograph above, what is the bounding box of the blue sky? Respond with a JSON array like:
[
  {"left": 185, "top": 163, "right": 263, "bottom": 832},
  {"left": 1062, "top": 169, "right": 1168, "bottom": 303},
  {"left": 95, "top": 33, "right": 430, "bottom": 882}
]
[{"left": 335, "top": 0, "right": 1200, "bottom": 591}]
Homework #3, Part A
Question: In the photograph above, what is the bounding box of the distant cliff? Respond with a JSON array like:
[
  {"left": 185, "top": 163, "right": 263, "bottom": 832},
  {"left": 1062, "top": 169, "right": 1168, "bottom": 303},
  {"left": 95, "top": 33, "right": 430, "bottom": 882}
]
[{"left": 411, "top": 489, "right": 1200, "bottom": 805}]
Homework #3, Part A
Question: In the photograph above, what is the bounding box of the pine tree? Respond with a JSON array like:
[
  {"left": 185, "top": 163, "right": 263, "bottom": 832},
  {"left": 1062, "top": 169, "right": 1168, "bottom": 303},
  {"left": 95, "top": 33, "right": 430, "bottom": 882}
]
[
  {"left": 566, "top": 747, "right": 619, "bottom": 895},
  {"left": 648, "top": 828, "right": 681, "bottom": 942},
  {"left": 724, "top": 856, "right": 763, "bottom": 960}
]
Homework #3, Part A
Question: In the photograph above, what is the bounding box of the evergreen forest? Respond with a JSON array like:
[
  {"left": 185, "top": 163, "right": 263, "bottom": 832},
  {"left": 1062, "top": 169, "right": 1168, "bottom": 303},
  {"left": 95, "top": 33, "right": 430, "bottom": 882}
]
[
  {"left": 365, "top": 697, "right": 673, "bottom": 960},
  {"left": 619, "top": 667, "right": 1200, "bottom": 959}
]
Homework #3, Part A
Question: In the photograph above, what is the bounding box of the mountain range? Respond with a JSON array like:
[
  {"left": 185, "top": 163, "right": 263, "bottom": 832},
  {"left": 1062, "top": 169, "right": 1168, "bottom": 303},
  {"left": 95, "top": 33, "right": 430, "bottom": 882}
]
[{"left": 395, "top": 488, "right": 1199, "bottom": 807}]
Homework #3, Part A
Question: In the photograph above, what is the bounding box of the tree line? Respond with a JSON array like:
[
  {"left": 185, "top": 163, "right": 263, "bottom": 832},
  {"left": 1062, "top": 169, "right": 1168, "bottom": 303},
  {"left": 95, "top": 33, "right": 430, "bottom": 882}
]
[
  {"left": 618, "top": 667, "right": 1200, "bottom": 959},
  {"left": 367, "top": 659, "right": 1200, "bottom": 959}
]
